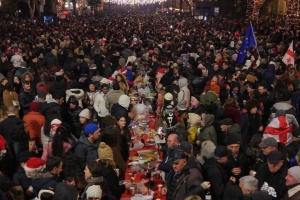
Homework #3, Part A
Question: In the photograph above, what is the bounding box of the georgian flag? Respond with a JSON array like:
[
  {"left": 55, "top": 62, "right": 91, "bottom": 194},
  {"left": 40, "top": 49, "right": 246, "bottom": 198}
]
[
  {"left": 264, "top": 116, "right": 293, "bottom": 146},
  {"left": 282, "top": 41, "right": 295, "bottom": 66}
]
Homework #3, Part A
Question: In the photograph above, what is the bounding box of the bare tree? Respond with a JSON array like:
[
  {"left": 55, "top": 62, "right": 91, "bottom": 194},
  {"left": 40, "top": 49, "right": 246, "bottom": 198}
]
[{"left": 24, "top": 0, "right": 39, "bottom": 18}]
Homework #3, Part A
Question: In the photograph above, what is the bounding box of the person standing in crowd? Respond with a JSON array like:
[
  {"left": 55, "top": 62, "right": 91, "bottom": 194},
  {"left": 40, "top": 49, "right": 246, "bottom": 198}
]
[
  {"left": 23, "top": 102, "right": 45, "bottom": 146},
  {"left": 255, "top": 151, "right": 288, "bottom": 200},
  {"left": 165, "top": 149, "right": 210, "bottom": 200},
  {"left": 18, "top": 81, "right": 35, "bottom": 117},
  {"left": 73, "top": 123, "right": 101, "bottom": 164},
  {"left": 283, "top": 166, "right": 300, "bottom": 199},
  {"left": 105, "top": 83, "right": 124, "bottom": 112},
  {"left": 203, "top": 146, "right": 231, "bottom": 200}
]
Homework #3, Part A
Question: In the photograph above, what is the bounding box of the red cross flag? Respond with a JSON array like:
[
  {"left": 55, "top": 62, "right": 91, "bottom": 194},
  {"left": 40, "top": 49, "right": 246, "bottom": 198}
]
[{"left": 282, "top": 41, "right": 295, "bottom": 66}]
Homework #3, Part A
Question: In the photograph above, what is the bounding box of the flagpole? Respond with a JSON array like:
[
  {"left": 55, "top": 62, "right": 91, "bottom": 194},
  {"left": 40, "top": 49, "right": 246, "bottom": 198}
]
[{"left": 250, "top": 21, "right": 260, "bottom": 60}]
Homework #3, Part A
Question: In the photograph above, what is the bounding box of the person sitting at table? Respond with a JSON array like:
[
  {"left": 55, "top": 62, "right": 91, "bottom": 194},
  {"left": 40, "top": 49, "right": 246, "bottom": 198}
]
[
  {"left": 158, "top": 133, "right": 180, "bottom": 174},
  {"left": 98, "top": 142, "right": 130, "bottom": 199},
  {"left": 164, "top": 149, "right": 210, "bottom": 200}
]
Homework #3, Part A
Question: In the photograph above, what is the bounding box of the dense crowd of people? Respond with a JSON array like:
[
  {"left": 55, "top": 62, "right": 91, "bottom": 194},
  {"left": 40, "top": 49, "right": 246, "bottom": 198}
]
[{"left": 0, "top": 10, "right": 300, "bottom": 200}]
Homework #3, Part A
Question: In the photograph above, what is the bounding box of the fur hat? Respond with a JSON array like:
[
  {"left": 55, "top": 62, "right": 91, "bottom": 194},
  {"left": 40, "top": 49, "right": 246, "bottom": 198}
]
[
  {"left": 118, "top": 95, "right": 130, "bottom": 109},
  {"left": 98, "top": 142, "right": 114, "bottom": 161},
  {"left": 188, "top": 113, "right": 201, "bottom": 127},
  {"left": 86, "top": 185, "right": 102, "bottom": 198},
  {"left": 79, "top": 108, "right": 90, "bottom": 119},
  {"left": 29, "top": 102, "right": 40, "bottom": 112},
  {"left": 24, "top": 157, "right": 46, "bottom": 177}
]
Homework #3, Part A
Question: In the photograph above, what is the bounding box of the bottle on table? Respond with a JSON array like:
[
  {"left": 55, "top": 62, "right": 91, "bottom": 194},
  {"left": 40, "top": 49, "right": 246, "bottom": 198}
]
[{"left": 205, "top": 190, "right": 211, "bottom": 200}]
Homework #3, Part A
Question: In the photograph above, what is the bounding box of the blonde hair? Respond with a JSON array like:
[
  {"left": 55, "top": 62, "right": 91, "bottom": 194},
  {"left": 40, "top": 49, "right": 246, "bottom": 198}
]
[{"left": 184, "top": 195, "right": 202, "bottom": 200}]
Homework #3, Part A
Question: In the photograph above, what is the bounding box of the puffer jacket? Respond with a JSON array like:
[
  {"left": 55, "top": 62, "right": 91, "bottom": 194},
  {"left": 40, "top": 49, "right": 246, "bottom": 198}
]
[
  {"left": 94, "top": 93, "right": 109, "bottom": 117},
  {"left": 166, "top": 159, "right": 205, "bottom": 200},
  {"left": 66, "top": 89, "right": 84, "bottom": 108},
  {"left": 67, "top": 96, "right": 83, "bottom": 138},
  {"left": 177, "top": 78, "right": 190, "bottom": 108},
  {"left": 18, "top": 89, "right": 35, "bottom": 115},
  {"left": 73, "top": 133, "right": 100, "bottom": 164},
  {"left": 197, "top": 114, "right": 217, "bottom": 145},
  {"left": 203, "top": 158, "right": 228, "bottom": 200}
]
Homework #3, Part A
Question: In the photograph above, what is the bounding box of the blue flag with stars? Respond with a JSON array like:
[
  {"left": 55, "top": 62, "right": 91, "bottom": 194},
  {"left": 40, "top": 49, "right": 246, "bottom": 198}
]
[{"left": 237, "top": 24, "right": 257, "bottom": 64}]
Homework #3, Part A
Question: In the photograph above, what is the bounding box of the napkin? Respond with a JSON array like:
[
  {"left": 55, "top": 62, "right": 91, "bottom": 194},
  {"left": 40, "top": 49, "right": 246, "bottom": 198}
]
[
  {"left": 154, "top": 135, "right": 165, "bottom": 144},
  {"left": 131, "top": 193, "right": 153, "bottom": 200}
]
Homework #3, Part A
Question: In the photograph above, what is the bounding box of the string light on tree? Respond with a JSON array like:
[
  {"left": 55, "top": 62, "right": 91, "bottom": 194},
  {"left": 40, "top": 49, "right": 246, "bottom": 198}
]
[{"left": 287, "top": 0, "right": 300, "bottom": 25}]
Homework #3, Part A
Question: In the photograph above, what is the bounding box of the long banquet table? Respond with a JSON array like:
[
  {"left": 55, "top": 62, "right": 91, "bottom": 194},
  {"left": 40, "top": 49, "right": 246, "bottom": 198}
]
[{"left": 120, "top": 141, "right": 166, "bottom": 200}]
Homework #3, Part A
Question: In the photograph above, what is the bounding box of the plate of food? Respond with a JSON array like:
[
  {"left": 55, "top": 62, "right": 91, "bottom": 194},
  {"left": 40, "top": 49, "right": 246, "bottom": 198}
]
[
  {"left": 129, "top": 156, "right": 139, "bottom": 161},
  {"left": 138, "top": 150, "right": 159, "bottom": 160}
]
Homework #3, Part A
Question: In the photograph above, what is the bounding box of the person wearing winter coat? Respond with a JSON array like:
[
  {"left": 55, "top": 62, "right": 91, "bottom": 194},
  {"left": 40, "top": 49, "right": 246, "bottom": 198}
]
[
  {"left": 73, "top": 123, "right": 101, "bottom": 165},
  {"left": 196, "top": 113, "right": 217, "bottom": 146},
  {"left": 23, "top": 102, "right": 46, "bottom": 146},
  {"left": 269, "top": 89, "right": 300, "bottom": 133},
  {"left": 94, "top": 93, "right": 109, "bottom": 121},
  {"left": 203, "top": 146, "right": 230, "bottom": 200},
  {"left": 66, "top": 88, "right": 84, "bottom": 108},
  {"left": 240, "top": 99, "right": 263, "bottom": 150},
  {"left": 83, "top": 82, "right": 100, "bottom": 121},
  {"left": 165, "top": 149, "right": 209, "bottom": 200},
  {"left": 110, "top": 94, "right": 130, "bottom": 126},
  {"left": 30, "top": 157, "right": 62, "bottom": 196},
  {"left": 98, "top": 142, "right": 127, "bottom": 199},
  {"left": 12, "top": 151, "right": 35, "bottom": 199},
  {"left": 187, "top": 113, "right": 201, "bottom": 144},
  {"left": 282, "top": 166, "right": 300, "bottom": 200},
  {"left": 101, "top": 126, "right": 126, "bottom": 179},
  {"left": 66, "top": 96, "right": 83, "bottom": 138},
  {"left": 105, "top": 83, "right": 124, "bottom": 111},
  {"left": 264, "top": 110, "right": 293, "bottom": 146},
  {"left": 49, "top": 75, "right": 67, "bottom": 99},
  {"left": 82, "top": 160, "right": 112, "bottom": 200},
  {"left": 177, "top": 77, "right": 190, "bottom": 109},
  {"left": 255, "top": 151, "right": 288, "bottom": 200},
  {"left": 18, "top": 81, "right": 35, "bottom": 116}
]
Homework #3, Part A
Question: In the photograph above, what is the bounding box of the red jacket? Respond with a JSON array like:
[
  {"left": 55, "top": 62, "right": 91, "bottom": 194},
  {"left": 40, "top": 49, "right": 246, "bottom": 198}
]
[{"left": 23, "top": 112, "right": 46, "bottom": 145}]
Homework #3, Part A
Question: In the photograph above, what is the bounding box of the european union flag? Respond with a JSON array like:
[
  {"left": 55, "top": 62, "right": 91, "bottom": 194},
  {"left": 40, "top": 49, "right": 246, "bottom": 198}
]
[{"left": 237, "top": 24, "right": 257, "bottom": 64}]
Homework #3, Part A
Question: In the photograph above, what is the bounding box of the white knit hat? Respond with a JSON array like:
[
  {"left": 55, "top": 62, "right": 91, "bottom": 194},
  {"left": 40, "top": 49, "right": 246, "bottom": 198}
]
[
  {"left": 118, "top": 95, "right": 130, "bottom": 109},
  {"left": 79, "top": 108, "right": 90, "bottom": 119},
  {"left": 86, "top": 185, "right": 102, "bottom": 198},
  {"left": 164, "top": 93, "right": 173, "bottom": 101},
  {"left": 51, "top": 119, "right": 62, "bottom": 126},
  {"left": 288, "top": 166, "right": 300, "bottom": 183}
]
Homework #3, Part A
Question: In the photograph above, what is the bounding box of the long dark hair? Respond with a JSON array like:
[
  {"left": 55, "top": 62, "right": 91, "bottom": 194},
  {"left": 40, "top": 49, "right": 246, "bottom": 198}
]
[{"left": 52, "top": 126, "right": 69, "bottom": 157}]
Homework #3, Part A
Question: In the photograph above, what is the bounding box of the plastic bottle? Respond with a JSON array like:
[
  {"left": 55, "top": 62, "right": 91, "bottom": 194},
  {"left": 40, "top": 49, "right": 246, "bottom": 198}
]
[{"left": 205, "top": 190, "right": 211, "bottom": 200}]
